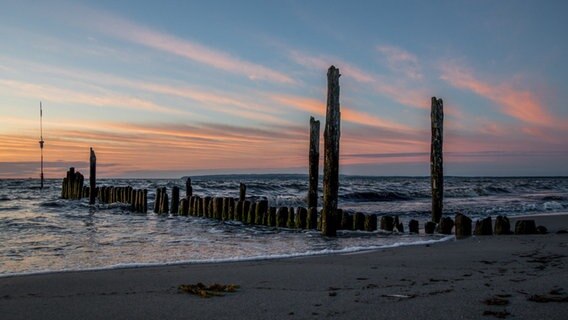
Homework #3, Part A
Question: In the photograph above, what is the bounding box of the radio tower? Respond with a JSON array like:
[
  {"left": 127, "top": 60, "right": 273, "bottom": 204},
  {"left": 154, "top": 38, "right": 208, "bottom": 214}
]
[{"left": 39, "top": 102, "right": 45, "bottom": 190}]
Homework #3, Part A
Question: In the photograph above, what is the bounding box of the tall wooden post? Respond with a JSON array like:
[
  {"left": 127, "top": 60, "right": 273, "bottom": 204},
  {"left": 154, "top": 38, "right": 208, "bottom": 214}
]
[
  {"left": 89, "top": 148, "right": 96, "bottom": 205},
  {"left": 308, "top": 116, "right": 320, "bottom": 209},
  {"left": 321, "top": 66, "right": 341, "bottom": 237},
  {"left": 185, "top": 178, "right": 192, "bottom": 198},
  {"left": 431, "top": 97, "right": 444, "bottom": 223},
  {"left": 239, "top": 183, "right": 246, "bottom": 202}
]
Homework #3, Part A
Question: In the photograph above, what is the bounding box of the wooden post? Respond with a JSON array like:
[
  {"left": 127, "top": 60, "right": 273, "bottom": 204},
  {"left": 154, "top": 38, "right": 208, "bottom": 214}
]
[
  {"left": 160, "top": 189, "right": 169, "bottom": 214},
  {"left": 353, "top": 212, "right": 365, "bottom": 231},
  {"left": 143, "top": 189, "right": 148, "bottom": 213},
  {"left": 131, "top": 189, "right": 136, "bottom": 211},
  {"left": 322, "top": 66, "right": 341, "bottom": 237},
  {"left": 295, "top": 207, "right": 308, "bottom": 229},
  {"left": 239, "top": 183, "right": 246, "bottom": 202},
  {"left": 308, "top": 117, "right": 320, "bottom": 209},
  {"left": 180, "top": 198, "right": 189, "bottom": 216},
  {"left": 171, "top": 186, "right": 180, "bottom": 214},
  {"left": 192, "top": 196, "right": 201, "bottom": 216},
  {"left": 255, "top": 200, "right": 268, "bottom": 225},
  {"left": 188, "top": 196, "right": 195, "bottom": 216},
  {"left": 267, "top": 207, "right": 276, "bottom": 227},
  {"left": 431, "top": 97, "right": 444, "bottom": 223},
  {"left": 242, "top": 201, "right": 251, "bottom": 223},
  {"left": 67, "top": 167, "right": 74, "bottom": 199},
  {"left": 185, "top": 178, "right": 193, "bottom": 198},
  {"left": 247, "top": 202, "right": 256, "bottom": 224},
  {"left": 154, "top": 188, "right": 162, "bottom": 213},
  {"left": 340, "top": 211, "right": 353, "bottom": 230},
  {"left": 364, "top": 214, "right": 377, "bottom": 232},
  {"left": 228, "top": 198, "right": 235, "bottom": 220},
  {"left": 287, "top": 207, "right": 296, "bottom": 229},
  {"left": 276, "top": 207, "right": 288, "bottom": 228},
  {"left": 213, "top": 197, "right": 223, "bottom": 220}
]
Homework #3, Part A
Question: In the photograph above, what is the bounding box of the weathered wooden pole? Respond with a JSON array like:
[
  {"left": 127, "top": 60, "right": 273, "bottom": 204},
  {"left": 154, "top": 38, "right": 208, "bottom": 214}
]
[
  {"left": 171, "top": 186, "right": 180, "bottom": 214},
  {"left": 185, "top": 178, "right": 192, "bottom": 198},
  {"left": 160, "top": 189, "right": 169, "bottom": 214},
  {"left": 143, "top": 189, "right": 148, "bottom": 213},
  {"left": 321, "top": 66, "right": 341, "bottom": 237},
  {"left": 154, "top": 188, "right": 161, "bottom": 213},
  {"left": 239, "top": 183, "right": 246, "bottom": 201},
  {"left": 431, "top": 97, "right": 444, "bottom": 223},
  {"left": 308, "top": 117, "right": 320, "bottom": 209}
]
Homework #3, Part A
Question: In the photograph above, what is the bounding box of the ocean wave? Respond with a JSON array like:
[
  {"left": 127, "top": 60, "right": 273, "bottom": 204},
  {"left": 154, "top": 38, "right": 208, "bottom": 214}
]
[{"left": 340, "top": 191, "right": 412, "bottom": 202}]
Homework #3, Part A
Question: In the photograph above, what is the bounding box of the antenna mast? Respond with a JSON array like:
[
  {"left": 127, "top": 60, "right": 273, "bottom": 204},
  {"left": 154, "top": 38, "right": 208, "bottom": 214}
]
[{"left": 39, "top": 102, "right": 45, "bottom": 190}]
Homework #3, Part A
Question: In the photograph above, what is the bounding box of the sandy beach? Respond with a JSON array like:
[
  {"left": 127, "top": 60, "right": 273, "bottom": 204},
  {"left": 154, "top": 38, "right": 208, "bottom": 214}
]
[{"left": 1, "top": 214, "right": 567, "bottom": 320}]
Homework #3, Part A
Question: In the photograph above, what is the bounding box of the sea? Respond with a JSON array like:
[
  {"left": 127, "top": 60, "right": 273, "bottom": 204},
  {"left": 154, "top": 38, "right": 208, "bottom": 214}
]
[{"left": 1, "top": 175, "right": 567, "bottom": 277}]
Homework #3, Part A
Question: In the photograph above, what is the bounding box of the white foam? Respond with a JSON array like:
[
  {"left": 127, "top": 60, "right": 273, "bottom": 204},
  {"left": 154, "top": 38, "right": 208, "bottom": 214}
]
[{"left": 0, "top": 235, "right": 454, "bottom": 279}]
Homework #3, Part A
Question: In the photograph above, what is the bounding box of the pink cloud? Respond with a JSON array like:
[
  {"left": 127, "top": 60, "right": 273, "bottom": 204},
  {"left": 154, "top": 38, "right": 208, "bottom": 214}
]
[
  {"left": 0, "top": 79, "right": 187, "bottom": 115},
  {"left": 269, "top": 94, "right": 413, "bottom": 131},
  {"left": 0, "top": 57, "right": 292, "bottom": 124},
  {"left": 440, "top": 64, "right": 555, "bottom": 127}
]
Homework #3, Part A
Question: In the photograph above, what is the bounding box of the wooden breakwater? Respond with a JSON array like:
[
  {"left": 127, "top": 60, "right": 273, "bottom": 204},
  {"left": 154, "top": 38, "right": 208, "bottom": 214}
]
[
  {"left": 61, "top": 167, "right": 84, "bottom": 200},
  {"left": 60, "top": 167, "right": 147, "bottom": 213},
  {"left": 59, "top": 167, "right": 548, "bottom": 236},
  {"left": 147, "top": 181, "right": 549, "bottom": 235}
]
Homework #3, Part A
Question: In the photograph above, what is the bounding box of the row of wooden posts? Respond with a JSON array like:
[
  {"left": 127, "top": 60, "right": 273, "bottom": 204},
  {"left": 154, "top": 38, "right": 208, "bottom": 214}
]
[
  {"left": 426, "top": 213, "right": 546, "bottom": 237},
  {"left": 152, "top": 179, "right": 414, "bottom": 232},
  {"left": 61, "top": 167, "right": 147, "bottom": 213},
  {"left": 59, "top": 66, "right": 447, "bottom": 237},
  {"left": 60, "top": 167, "right": 546, "bottom": 236}
]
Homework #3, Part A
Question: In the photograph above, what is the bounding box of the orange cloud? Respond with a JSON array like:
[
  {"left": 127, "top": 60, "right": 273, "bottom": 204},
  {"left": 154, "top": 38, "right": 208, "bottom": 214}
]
[
  {"left": 269, "top": 94, "right": 413, "bottom": 131},
  {"left": 440, "top": 64, "right": 554, "bottom": 127},
  {"left": 0, "top": 120, "right": 310, "bottom": 178}
]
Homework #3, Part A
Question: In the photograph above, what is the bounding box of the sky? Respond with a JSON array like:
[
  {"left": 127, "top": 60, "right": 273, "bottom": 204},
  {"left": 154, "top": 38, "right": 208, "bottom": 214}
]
[{"left": 0, "top": 0, "right": 567, "bottom": 178}]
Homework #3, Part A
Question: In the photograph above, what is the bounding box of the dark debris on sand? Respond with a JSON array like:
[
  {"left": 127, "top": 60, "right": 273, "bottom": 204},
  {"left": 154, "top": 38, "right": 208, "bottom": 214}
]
[{"left": 178, "top": 283, "right": 240, "bottom": 298}]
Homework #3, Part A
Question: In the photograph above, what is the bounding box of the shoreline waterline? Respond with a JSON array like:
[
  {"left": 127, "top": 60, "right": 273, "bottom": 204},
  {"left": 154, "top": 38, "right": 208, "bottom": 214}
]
[{"left": 0, "top": 235, "right": 456, "bottom": 279}]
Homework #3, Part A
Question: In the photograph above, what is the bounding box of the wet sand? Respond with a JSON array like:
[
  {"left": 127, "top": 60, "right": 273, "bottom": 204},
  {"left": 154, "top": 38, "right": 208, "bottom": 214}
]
[{"left": 1, "top": 214, "right": 567, "bottom": 319}]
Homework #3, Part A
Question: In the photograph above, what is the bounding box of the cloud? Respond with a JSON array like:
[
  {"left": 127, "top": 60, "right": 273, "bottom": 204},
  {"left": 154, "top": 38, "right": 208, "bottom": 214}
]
[
  {"left": 73, "top": 6, "right": 295, "bottom": 84},
  {"left": 377, "top": 45, "right": 423, "bottom": 80},
  {"left": 0, "top": 56, "right": 289, "bottom": 125},
  {"left": 440, "top": 63, "right": 555, "bottom": 127},
  {"left": 269, "top": 94, "right": 413, "bottom": 131},
  {"left": 0, "top": 79, "right": 187, "bottom": 115}
]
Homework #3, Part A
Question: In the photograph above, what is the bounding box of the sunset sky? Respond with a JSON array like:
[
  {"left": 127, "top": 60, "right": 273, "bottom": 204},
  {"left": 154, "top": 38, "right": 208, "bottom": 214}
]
[{"left": 1, "top": 0, "right": 567, "bottom": 178}]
